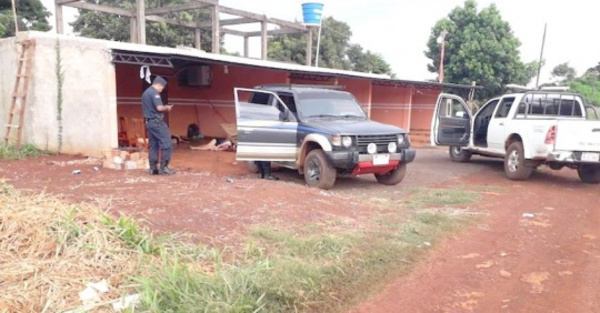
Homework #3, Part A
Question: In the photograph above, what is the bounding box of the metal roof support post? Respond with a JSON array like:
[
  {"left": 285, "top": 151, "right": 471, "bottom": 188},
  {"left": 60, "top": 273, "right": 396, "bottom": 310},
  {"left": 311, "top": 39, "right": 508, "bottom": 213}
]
[
  {"left": 260, "top": 18, "right": 267, "bottom": 60},
  {"left": 130, "top": 17, "right": 138, "bottom": 43},
  {"left": 211, "top": 4, "right": 220, "bottom": 53},
  {"left": 195, "top": 28, "right": 201, "bottom": 49},
  {"left": 306, "top": 28, "right": 313, "bottom": 66},
  {"left": 55, "top": 2, "right": 64, "bottom": 34},
  {"left": 243, "top": 36, "right": 249, "bottom": 57},
  {"left": 136, "top": 0, "right": 146, "bottom": 44}
]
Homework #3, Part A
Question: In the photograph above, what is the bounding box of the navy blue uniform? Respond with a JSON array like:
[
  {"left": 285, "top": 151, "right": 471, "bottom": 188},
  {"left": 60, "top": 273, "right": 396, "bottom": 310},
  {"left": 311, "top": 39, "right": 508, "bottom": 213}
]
[{"left": 141, "top": 84, "right": 172, "bottom": 172}]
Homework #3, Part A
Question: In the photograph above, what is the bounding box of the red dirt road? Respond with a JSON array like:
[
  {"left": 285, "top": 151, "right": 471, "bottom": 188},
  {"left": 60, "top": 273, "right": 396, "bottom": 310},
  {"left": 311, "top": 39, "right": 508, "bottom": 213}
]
[
  {"left": 1, "top": 147, "right": 599, "bottom": 312},
  {"left": 350, "top": 161, "right": 600, "bottom": 313}
]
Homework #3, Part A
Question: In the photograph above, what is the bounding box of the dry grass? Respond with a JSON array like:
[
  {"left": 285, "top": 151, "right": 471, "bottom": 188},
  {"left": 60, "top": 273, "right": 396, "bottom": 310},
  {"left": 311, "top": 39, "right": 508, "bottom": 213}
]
[{"left": 0, "top": 182, "right": 142, "bottom": 313}]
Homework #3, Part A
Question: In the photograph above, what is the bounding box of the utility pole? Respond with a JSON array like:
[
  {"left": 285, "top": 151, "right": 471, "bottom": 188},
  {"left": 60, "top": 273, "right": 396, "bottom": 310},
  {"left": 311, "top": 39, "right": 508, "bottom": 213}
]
[
  {"left": 438, "top": 29, "right": 448, "bottom": 83},
  {"left": 11, "top": 0, "right": 19, "bottom": 34},
  {"left": 535, "top": 23, "right": 547, "bottom": 89}
]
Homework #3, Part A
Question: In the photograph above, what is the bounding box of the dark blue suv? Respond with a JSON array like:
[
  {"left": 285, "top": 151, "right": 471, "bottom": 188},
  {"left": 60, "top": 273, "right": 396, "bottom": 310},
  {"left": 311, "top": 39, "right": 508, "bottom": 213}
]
[{"left": 234, "top": 84, "right": 416, "bottom": 189}]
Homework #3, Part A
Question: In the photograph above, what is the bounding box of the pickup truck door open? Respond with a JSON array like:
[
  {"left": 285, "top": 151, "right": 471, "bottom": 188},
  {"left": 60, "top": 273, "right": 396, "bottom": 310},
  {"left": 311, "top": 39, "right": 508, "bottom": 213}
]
[
  {"left": 487, "top": 96, "right": 516, "bottom": 153},
  {"left": 431, "top": 93, "right": 472, "bottom": 146},
  {"left": 234, "top": 88, "right": 298, "bottom": 162}
]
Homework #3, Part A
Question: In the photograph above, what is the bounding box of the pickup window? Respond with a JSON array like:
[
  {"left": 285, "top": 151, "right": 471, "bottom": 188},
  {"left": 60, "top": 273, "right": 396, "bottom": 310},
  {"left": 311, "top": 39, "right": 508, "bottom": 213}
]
[
  {"left": 495, "top": 97, "right": 516, "bottom": 118},
  {"left": 517, "top": 94, "right": 583, "bottom": 117}
]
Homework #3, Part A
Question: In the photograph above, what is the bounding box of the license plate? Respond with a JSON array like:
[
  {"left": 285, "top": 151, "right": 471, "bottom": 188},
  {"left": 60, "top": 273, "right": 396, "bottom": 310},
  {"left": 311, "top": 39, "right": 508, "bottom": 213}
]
[
  {"left": 581, "top": 152, "right": 600, "bottom": 162},
  {"left": 373, "top": 154, "right": 390, "bottom": 166}
]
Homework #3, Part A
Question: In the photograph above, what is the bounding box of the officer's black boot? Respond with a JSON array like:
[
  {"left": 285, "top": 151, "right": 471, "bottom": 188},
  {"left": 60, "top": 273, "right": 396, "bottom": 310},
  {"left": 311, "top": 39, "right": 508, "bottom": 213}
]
[
  {"left": 160, "top": 160, "right": 176, "bottom": 175},
  {"left": 263, "top": 165, "right": 279, "bottom": 181}
]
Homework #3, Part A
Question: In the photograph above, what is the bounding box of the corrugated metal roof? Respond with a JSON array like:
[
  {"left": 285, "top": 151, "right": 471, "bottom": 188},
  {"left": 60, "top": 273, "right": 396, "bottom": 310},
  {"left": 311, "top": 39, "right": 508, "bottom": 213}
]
[{"left": 25, "top": 31, "right": 479, "bottom": 89}]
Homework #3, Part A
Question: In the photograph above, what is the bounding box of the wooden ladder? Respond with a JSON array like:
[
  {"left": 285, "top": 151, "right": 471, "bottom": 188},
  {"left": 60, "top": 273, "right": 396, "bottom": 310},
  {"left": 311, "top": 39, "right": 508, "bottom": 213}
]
[{"left": 4, "top": 40, "right": 35, "bottom": 149}]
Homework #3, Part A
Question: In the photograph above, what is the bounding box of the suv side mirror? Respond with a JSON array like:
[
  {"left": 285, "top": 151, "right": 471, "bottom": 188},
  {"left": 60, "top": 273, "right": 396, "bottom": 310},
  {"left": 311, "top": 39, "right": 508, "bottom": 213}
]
[
  {"left": 455, "top": 111, "right": 466, "bottom": 118},
  {"left": 279, "top": 110, "right": 291, "bottom": 122}
]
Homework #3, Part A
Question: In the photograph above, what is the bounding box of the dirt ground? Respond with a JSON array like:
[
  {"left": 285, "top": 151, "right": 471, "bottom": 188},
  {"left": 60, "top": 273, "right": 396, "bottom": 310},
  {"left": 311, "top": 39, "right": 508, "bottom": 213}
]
[{"left": 1, "top": 146, "right": 599, "bottom": 312}]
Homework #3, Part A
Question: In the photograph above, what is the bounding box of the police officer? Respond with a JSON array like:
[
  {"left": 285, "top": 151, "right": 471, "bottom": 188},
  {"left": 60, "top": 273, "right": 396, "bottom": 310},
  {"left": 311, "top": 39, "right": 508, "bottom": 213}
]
[
  {"left": 254, "top": 161, "right": 279, "bottom": 180},
  {"left": 141, "top": 76, "right": 175, "bottom": 175}
]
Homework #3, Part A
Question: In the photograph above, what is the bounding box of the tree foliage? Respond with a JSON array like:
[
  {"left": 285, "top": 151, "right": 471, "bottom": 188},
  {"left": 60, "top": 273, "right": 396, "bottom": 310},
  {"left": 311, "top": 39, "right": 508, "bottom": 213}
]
[
  {"left": 268, "top": 17, "right": 393, "bottom": 76},
  {"left": 551, "top": 62, "right": 577, "bottom": 82},
  {"left": 71, "top": 0, "right": 217, "bottom": 50},
  {"left": 0, "top": 0, "right": 51, "bottom": 38},
  {"left": 424, "top": 0, "right": 535, "bottom": 99},
  {"left": 568, "top": 62, "right": 600, "bottom": 106}
]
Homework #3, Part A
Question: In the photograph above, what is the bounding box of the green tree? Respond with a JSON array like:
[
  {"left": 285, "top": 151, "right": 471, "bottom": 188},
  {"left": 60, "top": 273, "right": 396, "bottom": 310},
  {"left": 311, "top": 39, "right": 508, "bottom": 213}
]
[
  {"left": 551, "top": 62, "right": 577, "bottom": 83},
  {"left": 71, "top": 0, "right": 217, "bottom": 50},
  {"left": 0, "top": 0, "right": 51, "bottom": 38},
  {"left": 347, "top": 44, "right": 393, "bottom": 76},
  {"left": 425, "top": 0, "right": 535, "bottom": 99},
  {"left": 268, "top": 17, "right": 393, "bottom": 76},
  {"left": 570, "top": 64, "right": 600, "bottom": 106}
]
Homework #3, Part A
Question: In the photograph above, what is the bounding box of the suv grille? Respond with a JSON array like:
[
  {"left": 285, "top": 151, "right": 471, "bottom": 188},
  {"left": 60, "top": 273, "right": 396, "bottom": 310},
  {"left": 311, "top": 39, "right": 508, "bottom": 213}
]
[{"left": 357, "top": 134, "right": 398, "bottom": 154}]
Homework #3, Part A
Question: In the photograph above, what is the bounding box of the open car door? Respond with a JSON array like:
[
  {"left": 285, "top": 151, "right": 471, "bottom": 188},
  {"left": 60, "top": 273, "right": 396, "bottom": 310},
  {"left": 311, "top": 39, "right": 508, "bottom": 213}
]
[
  {"left": 430, "top": 93, "right": 472, "bottom": 146},
  {"left": 234, "top": 88, "right": 298, "bottom": 162}
]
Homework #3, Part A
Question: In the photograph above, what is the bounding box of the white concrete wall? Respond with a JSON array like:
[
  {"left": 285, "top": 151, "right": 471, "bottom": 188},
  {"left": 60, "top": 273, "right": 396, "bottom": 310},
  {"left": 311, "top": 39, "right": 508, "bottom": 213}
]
[
  {"left": 0, "top": 37, "right": 18, "bottom": 142},
  {"left": 1, "top": 32, "right": 118, "bottom": 157}
]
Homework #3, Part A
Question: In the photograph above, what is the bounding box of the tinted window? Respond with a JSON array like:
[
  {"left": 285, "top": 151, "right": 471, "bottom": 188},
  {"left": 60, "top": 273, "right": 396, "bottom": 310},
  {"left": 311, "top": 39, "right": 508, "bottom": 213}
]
[
  {"left": 278, "top": 93, "right": 297, "bottom": 113},
  {"left": 249, "top": 92, "right": 272, "bottom": 105},
  {"left": 495, "top": 97, "right": 515, "bottom": 118}
]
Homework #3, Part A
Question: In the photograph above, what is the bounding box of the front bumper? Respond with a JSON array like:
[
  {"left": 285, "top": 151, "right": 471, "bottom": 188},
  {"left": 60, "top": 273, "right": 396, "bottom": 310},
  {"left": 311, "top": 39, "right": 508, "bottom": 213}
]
[{"left": 325, "top": 148, "right": 417, "bottom": 171}]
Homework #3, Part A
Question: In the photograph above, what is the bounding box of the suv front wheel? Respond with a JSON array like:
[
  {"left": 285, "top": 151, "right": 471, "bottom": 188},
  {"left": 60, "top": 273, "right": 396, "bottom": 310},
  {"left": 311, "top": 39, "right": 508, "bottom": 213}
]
[
  {"left": 375, "top": 163, "right": 407, "bottom": 185},
  {"left": 304, "top": 149, "right": 336, "bottom": 190}
]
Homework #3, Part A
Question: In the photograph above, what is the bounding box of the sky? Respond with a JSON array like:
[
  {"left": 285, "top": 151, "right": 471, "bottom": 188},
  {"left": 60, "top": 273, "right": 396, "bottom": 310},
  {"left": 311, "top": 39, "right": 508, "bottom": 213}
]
[{"left": 40, "top": 0, "right": 600, "bottom": 85}]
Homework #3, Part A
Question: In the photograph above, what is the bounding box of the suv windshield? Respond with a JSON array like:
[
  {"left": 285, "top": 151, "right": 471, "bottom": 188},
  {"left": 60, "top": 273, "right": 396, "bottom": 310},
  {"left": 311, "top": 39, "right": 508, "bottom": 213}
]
[{"left": 297, "top": 91, "right": 367, "bottom": 119}]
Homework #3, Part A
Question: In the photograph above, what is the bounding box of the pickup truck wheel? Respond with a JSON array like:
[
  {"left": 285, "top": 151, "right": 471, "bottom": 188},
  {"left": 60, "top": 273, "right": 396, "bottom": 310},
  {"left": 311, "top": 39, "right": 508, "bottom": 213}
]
[
  {"left": 504, "top": 141, "right": 533, "bottom": 180},
  {"left": 304, "top": 149, "right": 336, "bottom": 190},
  {"left": 449, "top": 146, "right": 472, "bottom": 162},
  {"left": 375, "top": 163, "right": 407, "bottom": 185},
  {"left": 577, "top": 165, "right": 600, "bottom": 184}
]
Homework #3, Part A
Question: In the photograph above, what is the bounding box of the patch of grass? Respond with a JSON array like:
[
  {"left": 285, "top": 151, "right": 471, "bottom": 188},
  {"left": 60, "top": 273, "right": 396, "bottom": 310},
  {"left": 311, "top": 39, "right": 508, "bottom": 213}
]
[
  {"left": 404, "top": 188, "right": 481, "bottom": 209},
  {"left": 3, "top": 180, "right": 484, "bottom": 313},
  {"left": 0, "top": 143, "right": 43, "bottom": 160}
]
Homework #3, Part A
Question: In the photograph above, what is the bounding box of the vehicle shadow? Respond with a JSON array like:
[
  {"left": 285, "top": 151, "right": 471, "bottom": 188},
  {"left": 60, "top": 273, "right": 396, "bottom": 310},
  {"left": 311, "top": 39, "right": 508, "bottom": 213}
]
[{"left": 263, "top": 150, "right": 592, "bottom": 192}]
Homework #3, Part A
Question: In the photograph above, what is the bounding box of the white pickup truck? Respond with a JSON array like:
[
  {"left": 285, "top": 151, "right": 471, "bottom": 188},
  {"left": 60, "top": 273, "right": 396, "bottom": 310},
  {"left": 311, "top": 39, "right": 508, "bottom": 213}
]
[{"left": 430, "top": 91, "right": 600, "bottom": 183}]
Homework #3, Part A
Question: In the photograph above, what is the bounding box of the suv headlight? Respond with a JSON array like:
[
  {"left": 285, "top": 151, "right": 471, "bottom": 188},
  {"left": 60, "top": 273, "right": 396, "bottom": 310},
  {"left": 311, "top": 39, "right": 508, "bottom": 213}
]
[
  {"left": 332, "top": 135, "right": 352, "bottom": 148},
  {"left": 342, "top": 136, "right": 352, "bottom": 148},
  {"left": 331, "top": 135, "right": 341, "bottom": 146}
]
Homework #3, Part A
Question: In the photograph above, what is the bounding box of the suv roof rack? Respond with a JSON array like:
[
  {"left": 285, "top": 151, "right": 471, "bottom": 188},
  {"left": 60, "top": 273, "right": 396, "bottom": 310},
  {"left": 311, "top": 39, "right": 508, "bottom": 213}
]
[{"left": 254, "top": 83, "right": 346, "bottom": 90}]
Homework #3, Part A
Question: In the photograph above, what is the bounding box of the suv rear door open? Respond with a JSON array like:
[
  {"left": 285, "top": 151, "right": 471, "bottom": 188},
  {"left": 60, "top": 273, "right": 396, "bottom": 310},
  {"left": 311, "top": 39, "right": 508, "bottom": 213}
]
[
  {"left": 234, "top": 88, "right": 298, "bottom": 162},
  {"left": 430, "top": 93, "right": 472, "bottom": 146}
]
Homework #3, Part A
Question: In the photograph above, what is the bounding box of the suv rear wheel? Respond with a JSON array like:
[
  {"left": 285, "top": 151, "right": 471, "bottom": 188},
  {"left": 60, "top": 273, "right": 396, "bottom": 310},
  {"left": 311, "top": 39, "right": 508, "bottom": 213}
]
[
  {"left": 304, "top": 149, "right": 336, "bottom": 190},
  {"left": 375, "top": 163, "right": 407, "bottom": 185},
  {"left": 578, "top": 165, "right": 600, "bottom": 184}
]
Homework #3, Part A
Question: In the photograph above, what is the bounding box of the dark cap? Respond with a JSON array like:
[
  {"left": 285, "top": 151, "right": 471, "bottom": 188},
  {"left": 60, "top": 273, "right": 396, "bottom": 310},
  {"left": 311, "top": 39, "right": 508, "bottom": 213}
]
[{"left": 153, "top": 76, "right": 167, "bottom": 86}]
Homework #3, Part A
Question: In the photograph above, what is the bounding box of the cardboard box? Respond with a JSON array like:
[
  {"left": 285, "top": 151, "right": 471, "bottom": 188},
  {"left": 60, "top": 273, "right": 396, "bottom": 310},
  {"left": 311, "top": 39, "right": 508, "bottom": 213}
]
[
  {"left": 120, "top": 150, "right": 130, "bottom": 161},
  {"left": 102, "top": 160, "right": 123, "bottom": 170},
  {"left": 130, "top": 152, "right": 140, "bottom": 161},
  {"left": 124, "top": 160, "right": 138, "bottom": 170}
]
